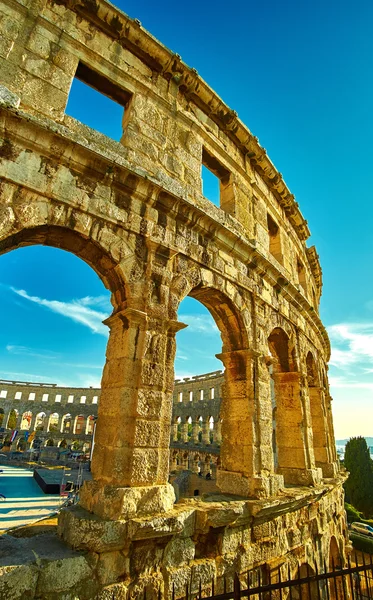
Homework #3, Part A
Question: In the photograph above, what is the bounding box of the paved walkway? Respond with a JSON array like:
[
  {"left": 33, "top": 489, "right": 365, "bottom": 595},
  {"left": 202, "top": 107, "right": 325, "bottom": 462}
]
[{"left": 0, "top": 465, "right": 63, "bottom": 532}]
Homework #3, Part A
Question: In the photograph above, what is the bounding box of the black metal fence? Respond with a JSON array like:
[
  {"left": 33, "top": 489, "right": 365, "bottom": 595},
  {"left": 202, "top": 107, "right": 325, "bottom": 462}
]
[{"left": 166, "top": 553, "right": 373, "bottom": 600}]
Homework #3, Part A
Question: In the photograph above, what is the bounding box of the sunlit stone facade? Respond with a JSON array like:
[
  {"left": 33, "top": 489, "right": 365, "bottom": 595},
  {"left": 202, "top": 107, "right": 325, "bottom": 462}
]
[{"left": 0, "top": 0, "right": 347, "bottom": 597}]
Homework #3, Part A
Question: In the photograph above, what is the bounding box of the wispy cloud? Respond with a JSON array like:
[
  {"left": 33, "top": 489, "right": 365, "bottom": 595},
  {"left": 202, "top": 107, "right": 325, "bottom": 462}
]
[
  {"left": 178, "top": 313, "right": 219, "bottom": 335},
  {"left": 6, "top": 345, "right": 60, "bottom": 360},
  {"left": 328, "top": 322, "right": 373, "bottom": 369},
  {"left": 12, "top": 288, "right": 110, "bottom": 335},
  {"left": 0, "top": 371, "right": 59, "bottom": 384}
]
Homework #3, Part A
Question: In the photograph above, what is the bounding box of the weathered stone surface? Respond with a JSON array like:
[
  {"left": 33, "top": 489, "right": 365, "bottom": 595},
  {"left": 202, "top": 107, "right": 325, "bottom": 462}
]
[{"left": 0, "top": 0, "right": 346, "bottom": 596}]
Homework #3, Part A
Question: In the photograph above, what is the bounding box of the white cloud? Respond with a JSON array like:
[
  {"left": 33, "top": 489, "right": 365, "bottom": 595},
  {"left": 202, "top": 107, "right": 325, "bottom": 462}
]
[
  {"left": 0, "top": 370, "right": 59, "bottom": 384},
  {"left": 6, "top": 345, "right": 59, "bottom": 360},
  {"left": 12, "top": 288, "right": 110, "bottom": 336},
  {"left": 178, "top": 313, "right": 219, "bottom": 334},
  {"left": 327, "top": 322, "right": 373, "bottom": 369}
]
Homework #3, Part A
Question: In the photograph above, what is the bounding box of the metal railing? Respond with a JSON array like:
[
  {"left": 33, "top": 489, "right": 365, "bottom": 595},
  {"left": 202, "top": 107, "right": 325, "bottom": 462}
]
[{"left": 162, "top": 553, "right": 373, "bottom": 600}]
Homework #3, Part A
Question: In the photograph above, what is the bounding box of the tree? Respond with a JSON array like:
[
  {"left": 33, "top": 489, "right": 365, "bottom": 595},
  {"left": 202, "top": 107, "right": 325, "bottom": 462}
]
[
  {"left": 7, "top": 410, "right": 17, "bottom": 430},
  {"left": 344, "top": 437, "right": 373, "bottom": 517}
]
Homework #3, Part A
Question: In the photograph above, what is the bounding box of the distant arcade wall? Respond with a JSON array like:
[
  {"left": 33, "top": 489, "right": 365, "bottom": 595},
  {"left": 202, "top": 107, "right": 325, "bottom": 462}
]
[{"left": 0, "top": 371, "right": 223, "bottom": 466}]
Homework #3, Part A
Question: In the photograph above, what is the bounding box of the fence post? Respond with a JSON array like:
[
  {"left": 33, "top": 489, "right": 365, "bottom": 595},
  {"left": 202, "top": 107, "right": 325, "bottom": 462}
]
[{"left": 234, "top": 574, "right": 241, "bottom": 600}]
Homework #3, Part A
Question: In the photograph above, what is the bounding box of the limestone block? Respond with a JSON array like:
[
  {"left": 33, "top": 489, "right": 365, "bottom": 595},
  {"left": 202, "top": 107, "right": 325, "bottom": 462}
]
[
  {"left": 97, "top": 550, "right": 129, "bottom": 586},
  {"left": 127, "top": 507, "right": 195, "bottom": 541},
  {"left": 0, "top": 564, "right": 38, "bottom": 599},
  {"left": 36, "top": 555, "right": 93, "bottom": 594},
  {"left": 163, "top": 537, "right": 195, "bottom": 567},
  {"left": 0, "top": 84, "right": 20, "bottom": 109},
  {"left": 96, "top": 583, "right": 128, "bottom": 600},
  {"left": 58, "top": 506, "right": 128, "bottom": 552},
  {"left": 80, "top": 481, "right": 175, "bottom": 520}
]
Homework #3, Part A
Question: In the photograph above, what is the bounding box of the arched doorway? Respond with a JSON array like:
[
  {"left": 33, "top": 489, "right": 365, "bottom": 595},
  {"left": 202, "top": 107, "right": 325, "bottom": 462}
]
[{"left": 175, "top": 280, "right": 256, "bottom": 497}]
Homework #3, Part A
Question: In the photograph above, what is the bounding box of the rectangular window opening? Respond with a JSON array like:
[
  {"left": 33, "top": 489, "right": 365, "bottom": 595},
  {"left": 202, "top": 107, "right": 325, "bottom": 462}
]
[
  {"left": 55, "top": 394, "right": 62, "bottom": 403},
  {"left": 92, "top": 396, "right": 98, "bottom": 404},
  {"left": 267, "top": 213, "right": 283, "bottom": 264},
  {"left": 28, "top": 392, "right": 35, "bottom": 400},
  {"left": 297, "top": 258, "right": 307, "bottom": 294},
  {"left": 67, "top": 395, "right": 74, "bottom": 404},
  {"left": 42, "top": 393, "right": 49, "bottom": 402},
  {"left": 189, "top": 391, "right": 193, "bottom": 402},
  {"left": 15, "top": 392, "right": 22, "bottom": 400},
  {"left": 80, "top": 396, "right": 86, "bottom": 404},
  {"left": 200, "top": 389, "right": 204, "bottom": 400},
  {"left": 65, "top": 62, "right": 132, "bottom": 142},
  {"left": 210, "top": 387, "right": 215, "bottom": 399},
  {"left": 0, "top": 390, "right": 7, "bottom": 398},
  {"left": 201, "top": 148, "right": 231, "bottom": 209},
  {"left": 178, "top": 391, "right": 183, "bottom": 403}
]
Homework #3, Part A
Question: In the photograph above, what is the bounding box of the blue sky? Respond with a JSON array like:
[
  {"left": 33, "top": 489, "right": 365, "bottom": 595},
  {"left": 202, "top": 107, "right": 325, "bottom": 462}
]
[{"left": 1, "top": 0, "right": 373, "bottom": 438}]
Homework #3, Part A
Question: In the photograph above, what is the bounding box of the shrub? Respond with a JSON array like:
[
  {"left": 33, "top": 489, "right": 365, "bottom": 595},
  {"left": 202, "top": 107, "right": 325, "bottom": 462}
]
[{"left": 350, "top": 532, "right": 373, "bottom": 554}]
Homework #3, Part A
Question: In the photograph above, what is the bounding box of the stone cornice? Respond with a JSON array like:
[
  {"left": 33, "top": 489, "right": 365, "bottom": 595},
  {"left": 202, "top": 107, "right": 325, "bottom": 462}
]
[
  {"left": 306, "top": 246, "right": 323, "bottom": 291},
  {"left": 53, "top": 0, "right": 311, "bottom": 243}
]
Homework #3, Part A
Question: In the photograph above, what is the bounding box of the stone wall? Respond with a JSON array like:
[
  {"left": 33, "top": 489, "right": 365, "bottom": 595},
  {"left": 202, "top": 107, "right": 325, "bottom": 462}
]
[{"left": 0, "top": 0, "right": 346, "bottom": 597}]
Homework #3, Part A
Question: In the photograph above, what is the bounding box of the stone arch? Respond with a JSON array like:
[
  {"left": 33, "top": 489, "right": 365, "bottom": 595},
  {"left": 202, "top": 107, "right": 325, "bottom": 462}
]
[
  {"left": 35, "top": 412, "right": 47, "bottom": 431},
  {"left": 61, "top": 414, "right": 73, "bottom": 434},
  {"left": 329, "top": 536, "right": 344, "bottom": 599},
  {"left": 74, "top": 415, "right": 86, "bottom": 435},
  {"left": 6, "top": 408, "right": 18, "bottom": 430},
  {"left": 47, "top": 412, "right": 60, "bottom": 433},
  {"left": 0, "top": 223, "right": 127, "bottom": 313},
  {"left": 85, "top": 415, "right": 95, "bottom": 435},
  {"left": 20, "top": 411, "right": 33, "bottom": 430},
  {"left": 292, "top": 563, "right": 317, "bottom": 600},
  {"left": 173, "top": 272, "right": 257, "bottom": 495},
  {"left": 268, "top": 326, "right": 317, "bottom": 486},
  {"left": 306, "top": 350, "right": 335, "bottom": 477},
  {"left": 306, "top": 351, "right": 319, "bottom": 387}
]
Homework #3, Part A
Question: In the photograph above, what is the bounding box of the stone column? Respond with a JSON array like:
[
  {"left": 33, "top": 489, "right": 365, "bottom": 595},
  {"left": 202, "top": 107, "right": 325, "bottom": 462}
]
[
  {"left": 171, "top": 422, "right": 178, "bottom": 442},
  {"left": 192, "top": 420, "right": 200, "bottom": 444},
  {"left": 182, "top": 422, "right": 189, "bottom": 443},
  {"left": 78, "top": 308, "right": 186, "bottom": 520},
  {"left": 215, "top": 349, "right": 259, "bottom": 496},
  {"left": 309, "top": 386, "right": 338, "bottom": 478},
  {"left": 2, "top": 409, "right": 11, "bottom": 430},
  {"left": 15, "top": 413, "right": 22, "bottom": 430},
  {"left": 214, "top": 420, "right": 222, "bottom": 445},
  {"left": 170, "top": 453, "right": 177, "bottom": 472},
  {"left": 192, "top": 456, "right": 199, "bottom": 473},
  {"left": 29, "top": 413, "right": 37, "bottom": 432},
  {"left": 201, "top": 420, "right": 210, "bottom": 445},
  {"left": 274, "top": 372, "right": 321, "bottom": 485}
]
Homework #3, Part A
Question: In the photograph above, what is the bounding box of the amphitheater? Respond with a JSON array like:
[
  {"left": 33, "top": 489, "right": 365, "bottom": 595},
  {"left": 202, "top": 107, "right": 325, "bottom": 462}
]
[{"left": 0, "top": 0, "right": 348, "bottom": 598}]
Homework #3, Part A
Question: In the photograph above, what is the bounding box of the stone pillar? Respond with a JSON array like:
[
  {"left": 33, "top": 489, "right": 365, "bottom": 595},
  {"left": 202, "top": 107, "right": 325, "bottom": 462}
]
[
  {"left": 192, "top": 420, "right": 199, "bottom": 444},
  {"left": 29, "top": 413, "right": 37, "bottom": 432},
  {"left": 214, "top": 420, "right": 222, "bottom": 445},
  {"left": 182, "top": 422, "right": 189, "bottom": 443},
  {"left": 192, "top": 457, "right": 199, "bottom": 473},
  {"left": 199, "top": 460, "right": 206, "bottom": 476},
  {"left": 309, "top": 386, "right": 338, "bottom": 478},
  {"left": 216, "top": 349, "right": 259, "bottom": 496},
  {"left": 172, "top": 422, "right": 178, "bottom": 442},
  {"left": 170, "top": 453, "right": 177, "bottom": 472},
  {"left": 274, "top": 372, "right": 321, "bottom": 485},
  {"left": 2, "top": 410, "right": 11, "bottom": 430},
  {"left": 201, "top": 420, "right": 210, "bottom": 445},
  {"left": 78, "top": 308, "right": 186, "bottom": 521}
]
